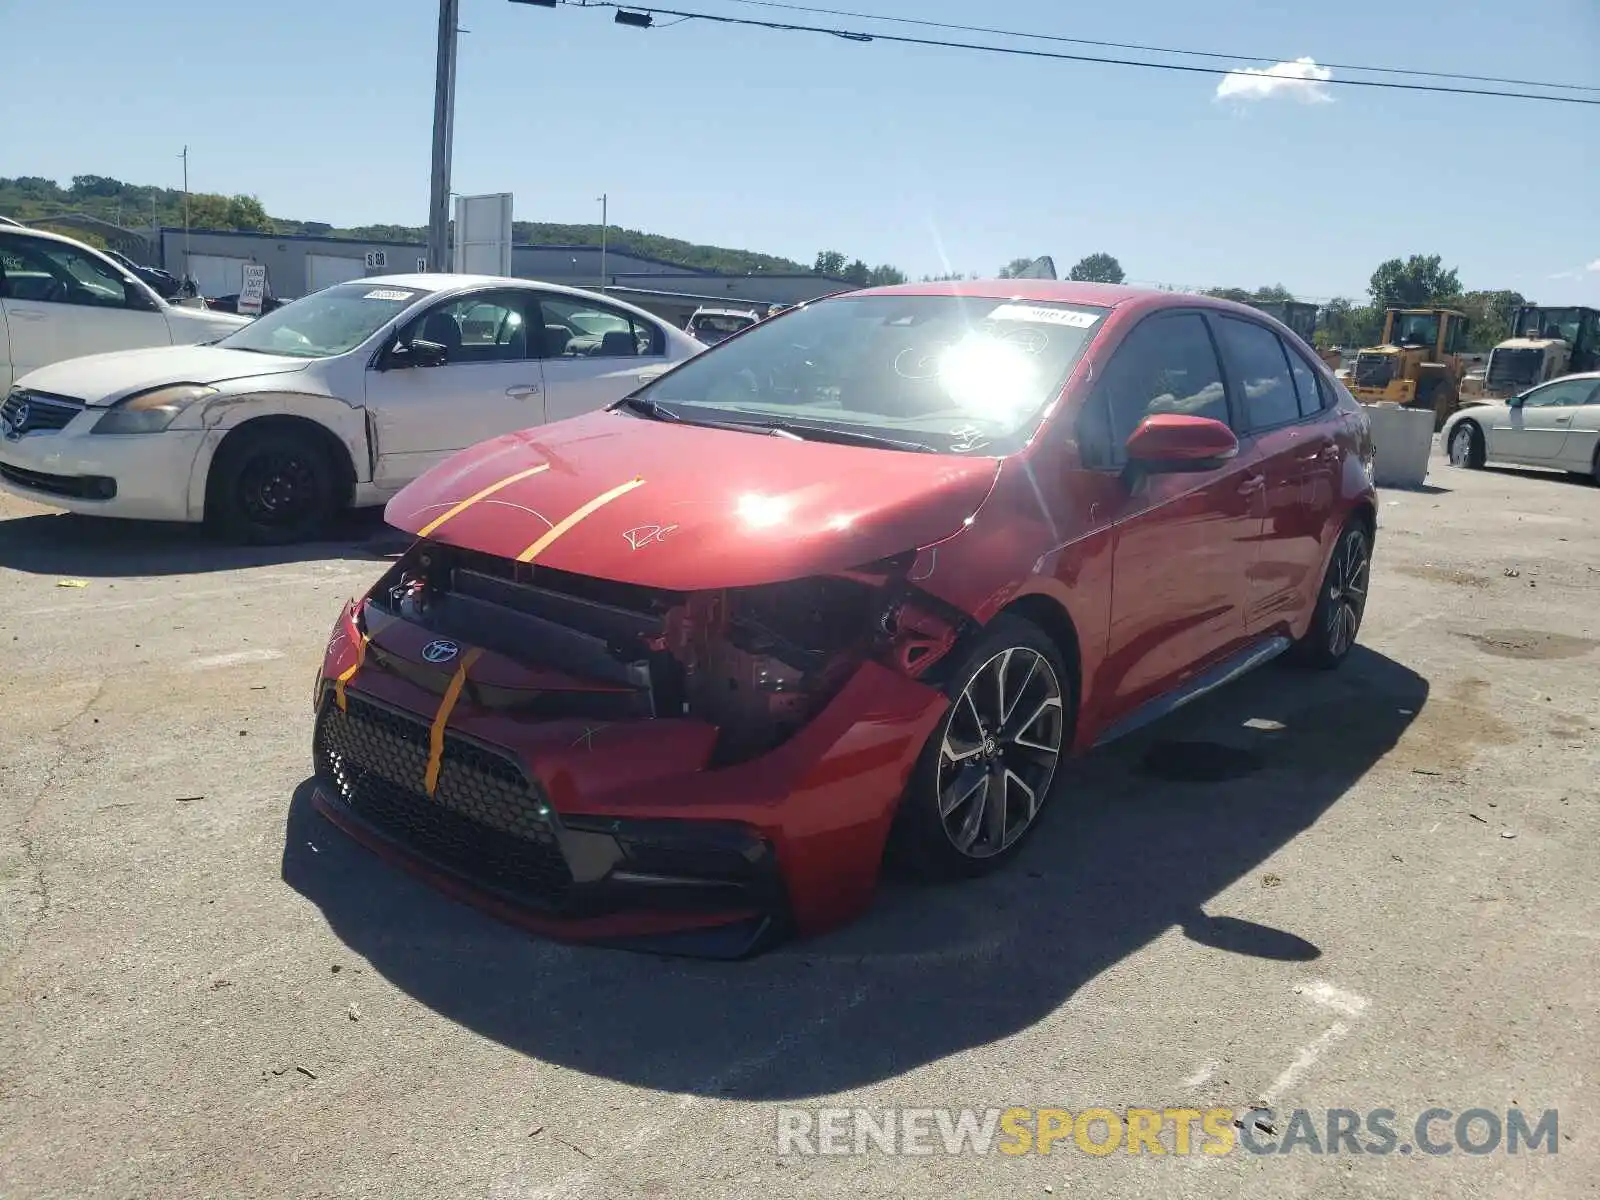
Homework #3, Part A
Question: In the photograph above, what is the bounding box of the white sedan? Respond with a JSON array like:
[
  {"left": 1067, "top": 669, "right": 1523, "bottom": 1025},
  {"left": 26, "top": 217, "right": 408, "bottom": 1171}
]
[
  {"left": 1, "top": 225, "right": 251, "bottom": 390},
  {"left": 1443, "top": 371, "right": 1600, "bottom": 483},
  {"left": 0, "top": 274, "right": 701, "bottom": 542}
]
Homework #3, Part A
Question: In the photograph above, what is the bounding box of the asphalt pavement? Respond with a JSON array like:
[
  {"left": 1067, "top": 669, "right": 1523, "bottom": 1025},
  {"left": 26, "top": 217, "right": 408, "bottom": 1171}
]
[{"left": 1, "top": 448, "right": 1595, "bottom": 1199}]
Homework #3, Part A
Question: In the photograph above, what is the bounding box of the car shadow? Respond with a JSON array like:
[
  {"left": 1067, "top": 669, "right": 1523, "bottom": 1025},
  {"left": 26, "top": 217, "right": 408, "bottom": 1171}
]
[
  {"left": 0, "top": 509, "right": 411, "bottom": 577},
  {"left": 1483, "top": 465, "right": 1596, "bottom": 487},
  {"left": 282, "top": 645, "right": 1426, "bottom": 1101}
]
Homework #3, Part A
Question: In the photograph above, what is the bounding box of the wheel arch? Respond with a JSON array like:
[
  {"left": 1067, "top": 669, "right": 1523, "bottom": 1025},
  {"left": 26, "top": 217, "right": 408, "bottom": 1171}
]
[
  {"left": 994, "top": 592, "right": 1084, "bottom": 717},
  {"left": 202, "top": 413, "right": 357, "bottom": 519}
]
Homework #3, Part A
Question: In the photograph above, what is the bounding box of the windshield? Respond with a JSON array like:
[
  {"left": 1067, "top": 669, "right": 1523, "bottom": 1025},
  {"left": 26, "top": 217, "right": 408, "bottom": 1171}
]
[
  {"left": 638, "top": 294, "right": 1108, "bottom": 453},
  {"left": 217, "top": 282, "right": 425, "bottom": 358},
  {"left": 1521, "top": 307, "right": 1582, "bottom": 344},
  {"left": 1393, "top": 313, "right": 1439, "bottom": 348}
]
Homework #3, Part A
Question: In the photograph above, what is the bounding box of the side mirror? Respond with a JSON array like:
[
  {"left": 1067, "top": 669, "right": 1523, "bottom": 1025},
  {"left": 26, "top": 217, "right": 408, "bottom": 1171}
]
[
  {"left": 388, "top": 338, "right": 449, "bottom": 369},
  {"left": 1124, "top": 414, "right": 1239, "bottom": 475},
  {"left": 122, "top": 280, "right": 160, "bottom": 311}
]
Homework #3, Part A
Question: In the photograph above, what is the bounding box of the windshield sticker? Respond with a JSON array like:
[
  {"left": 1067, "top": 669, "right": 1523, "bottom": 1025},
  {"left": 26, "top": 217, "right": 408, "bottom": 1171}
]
[
  {"left": 363, "top": 289, "right": 414, "bottom": 302},
  {"left": 988, "top": 304, "right": 1101, "bottom": 329}
]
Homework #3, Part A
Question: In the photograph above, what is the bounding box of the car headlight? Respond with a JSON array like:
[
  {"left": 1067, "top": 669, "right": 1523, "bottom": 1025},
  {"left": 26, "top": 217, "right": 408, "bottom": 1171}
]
[{"left": 91, "top": 384, "right": 218, "bottom": 435}]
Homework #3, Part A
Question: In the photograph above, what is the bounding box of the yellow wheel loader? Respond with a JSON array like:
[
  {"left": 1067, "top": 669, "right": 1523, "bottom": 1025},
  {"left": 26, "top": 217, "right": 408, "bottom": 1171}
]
[{"left": 1348, "top": 308, "right": 1470, "bottom": 430}]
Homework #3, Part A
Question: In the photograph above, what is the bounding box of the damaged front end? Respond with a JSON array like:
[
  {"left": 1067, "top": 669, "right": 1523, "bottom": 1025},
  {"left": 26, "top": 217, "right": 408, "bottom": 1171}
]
[{"left": 310, "top": 539, "right": 970, "bottom": 956}]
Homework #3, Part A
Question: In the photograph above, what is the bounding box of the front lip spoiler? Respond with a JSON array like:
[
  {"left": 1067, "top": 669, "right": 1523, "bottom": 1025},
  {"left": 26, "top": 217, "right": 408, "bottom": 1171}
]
[{"left": 309, "top": 779, "right": 786, "bottom": 960}]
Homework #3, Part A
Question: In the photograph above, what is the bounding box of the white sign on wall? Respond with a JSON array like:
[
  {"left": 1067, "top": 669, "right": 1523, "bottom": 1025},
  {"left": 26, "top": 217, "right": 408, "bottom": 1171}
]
[
  {"left": 364, "top": 250, "right": 388, "bottom": 270},
  {"left": 237, "top": 263, "right": 268, "bottom": 316}
]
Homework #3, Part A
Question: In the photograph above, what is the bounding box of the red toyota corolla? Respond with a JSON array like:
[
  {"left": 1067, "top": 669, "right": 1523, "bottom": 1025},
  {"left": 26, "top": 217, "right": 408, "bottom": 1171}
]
[{"left": 310, "top": 281, "right": 1377, "bottom": 958}]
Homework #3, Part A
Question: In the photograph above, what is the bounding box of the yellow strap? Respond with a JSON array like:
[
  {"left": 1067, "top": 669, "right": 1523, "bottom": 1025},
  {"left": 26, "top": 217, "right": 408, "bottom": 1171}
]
[
  {"left": 417, "top": 463, "right": 550, "bottom": 538},
  {"left": 516, "top": 477, "right": 645, "bottom": 564},
  {"left": 333, "top": 631, "right": 369, "bottom": 713},
  {"left": 424, "top": 647, "right": 483, "bottom": 796}
]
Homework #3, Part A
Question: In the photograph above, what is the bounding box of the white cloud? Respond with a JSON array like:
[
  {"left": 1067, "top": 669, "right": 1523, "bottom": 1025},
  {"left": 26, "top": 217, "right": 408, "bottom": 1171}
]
[
  {"left": 1587, "top": 259, "right": 1600, "bottom": 272},
  {"left": 1215, "top": 57, "right": 1334, "bottom": 104}
]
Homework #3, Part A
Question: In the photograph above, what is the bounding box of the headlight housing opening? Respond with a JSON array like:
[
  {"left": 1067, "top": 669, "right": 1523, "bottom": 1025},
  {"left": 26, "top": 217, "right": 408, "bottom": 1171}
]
[{"left": 91, "top": 384, "right": 218, "bottom": 435}]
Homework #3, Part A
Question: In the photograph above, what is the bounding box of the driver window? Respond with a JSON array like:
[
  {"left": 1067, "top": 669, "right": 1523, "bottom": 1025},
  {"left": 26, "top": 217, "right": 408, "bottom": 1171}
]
[
  {"left": 404, "top": 291, "right": 534, "bottom": 364},
  {"left": 0, "top": 236, "right": 136, "bottom": 309},
  {"left": 1523, "top": 379, "right": 1596, "bottom": 408},
  {"left": 1075, "top": 313, "right": 1231, "bottom": 468}
]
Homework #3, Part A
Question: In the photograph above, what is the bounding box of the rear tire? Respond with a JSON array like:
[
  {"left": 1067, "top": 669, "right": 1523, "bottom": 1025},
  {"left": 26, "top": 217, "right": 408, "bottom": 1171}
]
[
  {"left": 1291, "top": 519, "right": 1370, "bottom": 671},
  {"left": 206, "top": 426, "right": 340, "bottom": 545},
  {"left": 891, "top": 615, "right": 1072, "bottom": 881},
  {"left": 1447, "top": 420, "right": 1485, "bottom": 469}
]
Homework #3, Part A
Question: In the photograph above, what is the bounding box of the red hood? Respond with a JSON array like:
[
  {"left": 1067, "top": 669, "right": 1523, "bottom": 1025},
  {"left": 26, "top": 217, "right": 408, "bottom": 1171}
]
[{"left": 384, "top": 410, "right": 1000, "bottom": 590}]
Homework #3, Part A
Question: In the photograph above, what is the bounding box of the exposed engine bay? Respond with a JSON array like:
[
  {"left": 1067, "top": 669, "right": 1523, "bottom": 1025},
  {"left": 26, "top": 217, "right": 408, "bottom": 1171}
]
[{"left": 365, "top": 541, "right": 969, "bottom": 763}]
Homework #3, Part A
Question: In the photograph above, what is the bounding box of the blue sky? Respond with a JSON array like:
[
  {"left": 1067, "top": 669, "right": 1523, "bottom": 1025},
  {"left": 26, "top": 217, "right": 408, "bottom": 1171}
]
[{"left": 3, "top": 0, "right": 1596, "bottom": 302}]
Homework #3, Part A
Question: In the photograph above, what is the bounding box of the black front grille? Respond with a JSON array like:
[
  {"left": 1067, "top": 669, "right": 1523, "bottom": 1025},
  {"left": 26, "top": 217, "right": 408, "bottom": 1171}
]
[
  {"left": 0, "top": 463, "right": 116, "bottom": 499},
  {"left": 1353, "top": 354, "right": 1394, "bottom": 388},
  {"left": 1487, "top": 348, "right": 1542, "bottom": 390},
  {"left": 313, "top": 693, "right": 574, "bottom": 907},
  {"left": 1, "top": 389, "right": 86, "bottom": 436}
]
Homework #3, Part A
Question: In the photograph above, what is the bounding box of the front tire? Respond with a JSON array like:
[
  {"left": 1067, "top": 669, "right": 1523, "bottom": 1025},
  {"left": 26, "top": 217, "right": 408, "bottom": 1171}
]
[
  {"left": 1292, "top": 519, "right": 1371, "bottom": 670},
  {"left": 207, "top": 426, "right": 339, "bottom": 545},
  {"left": 892, "top": 615, "right": 1072, "bottom": 881},
  {"left": 1447, "top": 420, "right": 1485, "bottom": 469}
]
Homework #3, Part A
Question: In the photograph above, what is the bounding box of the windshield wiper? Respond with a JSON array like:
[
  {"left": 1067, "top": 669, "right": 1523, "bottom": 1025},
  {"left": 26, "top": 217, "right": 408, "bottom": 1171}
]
[
  {"left": 614, "top": 395, "right": 682, "bottom": 422},
  {"left": 738, "top": 421, "right": 938, "bottom": 454}
]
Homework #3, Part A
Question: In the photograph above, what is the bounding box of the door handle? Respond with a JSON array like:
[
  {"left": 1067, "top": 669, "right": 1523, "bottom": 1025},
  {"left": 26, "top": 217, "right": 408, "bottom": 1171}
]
[
  {"left": 1238, "top": 473, "right": 1266, "bottom": 494},
  {"left": 8, "top": 309, "right": 45, "bottom": 321},
  {"left": 1552, "top": 416, "right": 1571, "bottom": 423},
  {"left": 505, "top": 384, "right": 541, "bottom": 398}
]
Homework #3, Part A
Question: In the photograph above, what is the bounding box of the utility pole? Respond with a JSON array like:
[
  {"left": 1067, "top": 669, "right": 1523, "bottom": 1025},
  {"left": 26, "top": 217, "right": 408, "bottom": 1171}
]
[
  {"left": 427, "top": 0, "right": 461, "bottom": 272},
  {"left": 598, "top": 193, "right": 608, "bottom": 291},
  {"left": 179, "top": 145, "right": 190, "bottom": 276}
]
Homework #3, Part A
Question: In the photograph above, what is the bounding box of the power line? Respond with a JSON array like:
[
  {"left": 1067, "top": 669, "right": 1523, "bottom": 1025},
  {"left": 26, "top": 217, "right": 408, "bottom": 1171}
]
[
  {"left": 560, "top": 2, "right": 1600, "bottom": 105},
  {"left": 716, "top": 0, "right": 1600, "bottom": 95}
]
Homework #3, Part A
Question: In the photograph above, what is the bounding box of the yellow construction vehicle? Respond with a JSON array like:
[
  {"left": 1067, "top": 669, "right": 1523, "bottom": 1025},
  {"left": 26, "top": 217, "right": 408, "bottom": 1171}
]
[{"left": 1348, "top": 307, "right": 1470, "bottom": 429}]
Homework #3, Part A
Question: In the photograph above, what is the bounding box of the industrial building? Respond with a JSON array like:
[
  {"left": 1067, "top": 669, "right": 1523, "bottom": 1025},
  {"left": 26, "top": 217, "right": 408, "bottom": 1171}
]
[{"left": 149, "top": 227, "right": 849, "bottom": 321}]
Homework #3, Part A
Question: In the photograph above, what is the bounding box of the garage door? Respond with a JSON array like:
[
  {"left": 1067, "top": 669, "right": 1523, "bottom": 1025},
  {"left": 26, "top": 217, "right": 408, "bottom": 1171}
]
[
  {"left": 307, "top": 254, "right": 366, "bottom": 293},
  {"left": 187, "top": 254, "right": 254, "bottom": 298}
]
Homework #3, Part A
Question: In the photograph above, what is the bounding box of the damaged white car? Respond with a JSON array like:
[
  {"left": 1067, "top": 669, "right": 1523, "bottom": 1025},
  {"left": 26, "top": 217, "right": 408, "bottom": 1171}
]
[{"left": 0, "top": 274, "right": 701, "bottom": 542}]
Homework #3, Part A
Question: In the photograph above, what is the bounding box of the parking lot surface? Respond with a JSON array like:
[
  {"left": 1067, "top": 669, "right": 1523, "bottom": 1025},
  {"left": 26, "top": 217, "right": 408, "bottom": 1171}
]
[{"left": 1, "top": 450, "right": 1595, "bottom": 1199}]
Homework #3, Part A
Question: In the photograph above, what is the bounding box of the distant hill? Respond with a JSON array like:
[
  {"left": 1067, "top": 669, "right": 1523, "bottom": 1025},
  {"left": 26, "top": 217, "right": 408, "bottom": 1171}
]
[{"left": 0, "top": 174, "right": 810, "bottom": 276}]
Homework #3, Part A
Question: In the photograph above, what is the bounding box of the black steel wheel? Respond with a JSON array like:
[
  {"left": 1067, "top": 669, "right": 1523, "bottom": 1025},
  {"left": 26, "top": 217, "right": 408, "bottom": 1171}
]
[
  {"left": 893, "top": 614, "right": 1071, "bottom": 879},
  {"left": 208, "top": 426, "right": 339, "bottom": 544}
]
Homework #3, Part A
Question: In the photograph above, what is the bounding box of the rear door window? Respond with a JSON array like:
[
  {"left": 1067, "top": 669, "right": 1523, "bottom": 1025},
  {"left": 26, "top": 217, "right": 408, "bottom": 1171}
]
[
  {"left": 1284, "top": 344, "right": 1327, "bottom": 417},
  {"left": 1215, "top": 316, "right": 1300, "bottom": 431}
]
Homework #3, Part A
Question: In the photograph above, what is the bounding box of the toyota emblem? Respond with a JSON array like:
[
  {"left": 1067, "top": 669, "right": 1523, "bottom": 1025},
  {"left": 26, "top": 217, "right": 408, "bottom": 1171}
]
[{"left": 421, "top": 639, "right": 460, "bottom": 664}]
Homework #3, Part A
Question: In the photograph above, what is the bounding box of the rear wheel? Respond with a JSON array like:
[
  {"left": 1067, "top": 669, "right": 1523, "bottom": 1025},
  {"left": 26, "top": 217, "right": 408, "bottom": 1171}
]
[
  {"left": 892, "top": 615, "right": 1071, "bottom": 880},
  {"left": 1292, "top": 519, "right": 1370, "bottom": 670},
  {"left": 1447, "top": 420, "right": 1485, "bottom": 469},
  {"left": 207, "top": 426, "right": 340, "bottom": 545}
]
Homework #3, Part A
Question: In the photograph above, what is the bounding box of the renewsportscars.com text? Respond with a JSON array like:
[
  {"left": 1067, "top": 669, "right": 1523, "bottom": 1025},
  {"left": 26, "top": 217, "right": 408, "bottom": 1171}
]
[{"left": 775, "top": 1106, "right": 1560, "bottom": 1157}]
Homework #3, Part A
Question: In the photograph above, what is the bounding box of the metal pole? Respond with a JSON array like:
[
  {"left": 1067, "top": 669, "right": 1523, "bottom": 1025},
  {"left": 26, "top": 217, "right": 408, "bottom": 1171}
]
[
  {"left": 427, "top": 0, "right": 461, "bottom": 272},
  {"left": 180, "top": 145, "right": 190, "bottom": 277},
  {"left": 598, "top": 193, "right": 607, "bottom": 291}
]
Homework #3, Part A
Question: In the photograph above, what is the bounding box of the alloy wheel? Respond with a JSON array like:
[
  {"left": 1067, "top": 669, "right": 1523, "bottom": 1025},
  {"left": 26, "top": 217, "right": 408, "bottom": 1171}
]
[
  {"left": 936, "top": 647, "right": 1064, "bottom": 859},
  {"left": 1325, "top": 530, "right": 1369, "bottom": 658},
  {"left": 1449, "top": 425, "right": 1475, "bottom": 466}
]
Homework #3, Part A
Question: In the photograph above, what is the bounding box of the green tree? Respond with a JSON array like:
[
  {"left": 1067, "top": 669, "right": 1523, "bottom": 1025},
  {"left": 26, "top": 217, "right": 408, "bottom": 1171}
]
[
  {"left": 813, "top": 250, "right": 848, "bottom": 277},
  {"left": 1320, "top": 297, "right": 1382, "bottom": 348},
  {"left": 1458, "top": 288, "right": 1526, "bottom": 351},
  {"left": 998, "top": 257, "right": 1035, "bottom": 279},
  {"left": 866, "top": 263, "right": 906, "bottom": 286},
  {"left": 1067, "top": 253, "right": 1125, "bottom": 284},
  {"left": 1368, "top": 255, "right": 1462, "bottom": 310}
]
